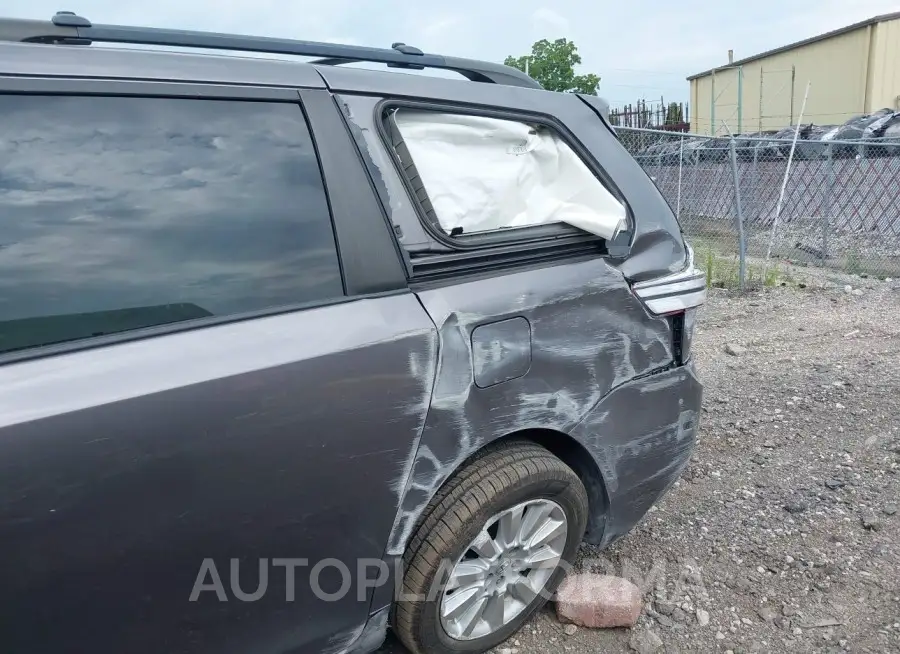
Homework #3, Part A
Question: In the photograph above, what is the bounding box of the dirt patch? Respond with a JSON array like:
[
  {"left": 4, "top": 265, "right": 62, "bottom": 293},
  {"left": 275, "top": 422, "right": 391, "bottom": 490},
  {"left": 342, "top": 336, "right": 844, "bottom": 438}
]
[{"left": 379, "top": 280, "right": 900, "bottom": 654}]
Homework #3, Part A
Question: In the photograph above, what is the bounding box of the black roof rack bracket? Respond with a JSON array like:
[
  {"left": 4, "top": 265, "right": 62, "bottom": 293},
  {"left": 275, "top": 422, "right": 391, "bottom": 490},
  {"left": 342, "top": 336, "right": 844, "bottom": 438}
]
[{"left": 51, "top": 10, "right": 92, "bottom": 28}]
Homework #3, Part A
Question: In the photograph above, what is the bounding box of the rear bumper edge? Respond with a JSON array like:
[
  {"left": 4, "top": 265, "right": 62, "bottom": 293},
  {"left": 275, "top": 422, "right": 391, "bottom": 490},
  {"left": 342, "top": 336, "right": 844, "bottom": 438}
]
[{"left": 572, "top": 361, "right": 703, "bottom": 547}]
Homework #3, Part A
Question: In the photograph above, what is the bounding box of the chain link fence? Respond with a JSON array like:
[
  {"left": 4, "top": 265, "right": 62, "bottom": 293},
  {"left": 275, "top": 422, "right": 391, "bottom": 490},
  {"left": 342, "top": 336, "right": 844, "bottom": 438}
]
[{"left": 616, "top": 126, "right": 900, "bottom": 286}]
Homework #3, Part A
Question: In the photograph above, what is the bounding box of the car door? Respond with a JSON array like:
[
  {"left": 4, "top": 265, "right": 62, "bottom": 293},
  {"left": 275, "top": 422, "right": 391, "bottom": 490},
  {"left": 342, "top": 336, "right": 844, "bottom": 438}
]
[{"left": 0, "top": 82, "right": 435, "bottom": 654}]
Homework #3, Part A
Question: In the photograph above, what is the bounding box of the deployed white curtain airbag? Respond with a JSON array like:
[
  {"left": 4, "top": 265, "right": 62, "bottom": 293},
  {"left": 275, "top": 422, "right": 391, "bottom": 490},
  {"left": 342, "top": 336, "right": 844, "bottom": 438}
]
[{"left": 392, "top": 110, "right": 627, "bottom": 240}]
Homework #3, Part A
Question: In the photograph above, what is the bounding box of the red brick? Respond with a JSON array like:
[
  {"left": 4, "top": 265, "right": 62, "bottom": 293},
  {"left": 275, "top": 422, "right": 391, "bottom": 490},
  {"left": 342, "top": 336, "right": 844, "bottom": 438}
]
[{"left": 555, "top": 574, "right": 643, "bottom": 629}]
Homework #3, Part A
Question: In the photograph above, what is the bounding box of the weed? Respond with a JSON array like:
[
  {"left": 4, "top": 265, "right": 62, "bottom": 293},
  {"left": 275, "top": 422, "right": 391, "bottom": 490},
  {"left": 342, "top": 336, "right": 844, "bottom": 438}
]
[
  {"left": 846, "top": 250, "right": 862, "bottom": 275},
  {"left": 696, "top": 243, "right": 785, "bottom": 291}
]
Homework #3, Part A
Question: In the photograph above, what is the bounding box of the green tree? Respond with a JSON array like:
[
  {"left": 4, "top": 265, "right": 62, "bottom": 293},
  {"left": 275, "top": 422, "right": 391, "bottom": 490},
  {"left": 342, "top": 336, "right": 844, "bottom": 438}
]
[{"left": 504, "top": 38, "right": 600, "bottom": 95}]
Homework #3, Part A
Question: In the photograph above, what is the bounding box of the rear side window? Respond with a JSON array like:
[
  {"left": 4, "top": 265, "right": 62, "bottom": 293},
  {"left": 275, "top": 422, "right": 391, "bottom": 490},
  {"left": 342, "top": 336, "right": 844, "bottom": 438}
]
[
  {"left": 385, "top": 108, "right": 626, "bottom": 242},
  {"left": 0, "top": 96, "right": 343, "bottom": 356}
]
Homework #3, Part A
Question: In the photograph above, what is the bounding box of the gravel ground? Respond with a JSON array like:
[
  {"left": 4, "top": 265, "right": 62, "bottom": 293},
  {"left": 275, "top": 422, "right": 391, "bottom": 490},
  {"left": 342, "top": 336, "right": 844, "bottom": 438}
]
[{"left": 378, "top": 268, "right": 900, "bottom": 654}]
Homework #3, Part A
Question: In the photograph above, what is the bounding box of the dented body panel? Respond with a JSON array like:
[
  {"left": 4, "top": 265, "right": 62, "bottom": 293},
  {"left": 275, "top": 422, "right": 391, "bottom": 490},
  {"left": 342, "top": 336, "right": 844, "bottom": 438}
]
[
  {"left": 335, "top": 86, "right": 704, "bottom": 648},
  {"left": 0, "top": 34, "right": 704, "bottom": 654},
  {"left": 385, "top": 258, "right": 674, "bottom": 558},
  {"left": 0, "top": 296, "right": 438, "bottom": 654},
  {"left": 571, "top": 362, "right": 703, "bottom": 545}
]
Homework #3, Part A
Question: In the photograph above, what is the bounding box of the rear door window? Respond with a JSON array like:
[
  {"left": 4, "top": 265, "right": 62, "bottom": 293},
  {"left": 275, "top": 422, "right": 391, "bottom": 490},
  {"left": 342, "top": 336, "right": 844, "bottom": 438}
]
[
  {"left": 0, "top": 95, "right": 343, "bottom": 355},
  {"left": 385, "top": 107, "right": 627, "bottom": 241}
]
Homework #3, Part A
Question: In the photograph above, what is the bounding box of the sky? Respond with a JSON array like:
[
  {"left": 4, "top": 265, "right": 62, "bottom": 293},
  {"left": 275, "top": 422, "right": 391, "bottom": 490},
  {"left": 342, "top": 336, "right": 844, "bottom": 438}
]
[{"left": 4, "top": 0, "right": 900, "bottom": 112}]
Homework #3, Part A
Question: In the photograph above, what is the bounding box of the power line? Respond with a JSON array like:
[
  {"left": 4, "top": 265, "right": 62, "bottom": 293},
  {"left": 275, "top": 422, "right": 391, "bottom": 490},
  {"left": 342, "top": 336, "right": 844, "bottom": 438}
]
[{"left": 600, "top": 67, "right": 691, "bottom": 75}]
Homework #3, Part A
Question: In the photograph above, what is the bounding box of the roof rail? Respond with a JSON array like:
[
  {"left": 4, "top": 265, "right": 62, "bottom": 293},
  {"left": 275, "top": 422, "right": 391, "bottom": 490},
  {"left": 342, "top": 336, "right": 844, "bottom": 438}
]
[{"left": 0, "top": 11, "right": 542, "bottom": 89}]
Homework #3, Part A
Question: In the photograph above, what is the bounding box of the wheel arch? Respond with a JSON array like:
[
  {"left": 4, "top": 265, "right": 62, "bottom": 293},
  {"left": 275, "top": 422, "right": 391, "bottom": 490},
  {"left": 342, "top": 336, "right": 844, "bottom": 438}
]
[
  {"left": 391, "top": 435, "right": 595, "bottom": 653},
  {"left": 504, "top": 428, "right": 610, "bottom": 545},
  {"left": 428, "top": 428, "right": 611, "bottom": 546}
]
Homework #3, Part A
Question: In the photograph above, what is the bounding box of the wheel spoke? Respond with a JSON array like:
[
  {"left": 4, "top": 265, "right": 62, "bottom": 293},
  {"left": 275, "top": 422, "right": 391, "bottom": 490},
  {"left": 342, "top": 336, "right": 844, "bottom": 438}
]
[
  {"left": 442, "top": 585, "right": 483, "bottom": 622},
  {"left": 470, "top": 529, "right": 502, "bottom": 559},
  {"left": 507, "top": 577, "right": 538, "bottom": 606},
  {"left": 439, "top": 498, "right": 570, "bottom": 642},
  {"left": 459, "top": 595, "right": 489, "bottom": 638},
  {"left": 519, "top": 502, "right": 552, "bottom": 543},
  {"left": 481, "top": 591, "right": 506, "bottom": 632},
  {"left": 522, "top": 544, "right": 562, "bottom": 568},
  {"left": 525, "top": 517, "right": 566, "bottom": 551},
  {"left": 445, "top": 561, "right": 489, "bottom": 592},
  {"left": 497, "top": 504, "right": 525, "bottom": 548}
]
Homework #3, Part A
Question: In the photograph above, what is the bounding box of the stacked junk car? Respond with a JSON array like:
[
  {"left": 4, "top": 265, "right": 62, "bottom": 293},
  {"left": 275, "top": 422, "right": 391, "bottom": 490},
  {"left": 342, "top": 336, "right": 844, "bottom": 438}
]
[
  {"left": 626, "top": 108, "right": 900, "bottom": 261},
  {"left": 632, "top": 108, "right": 900, "bottom": 165}
]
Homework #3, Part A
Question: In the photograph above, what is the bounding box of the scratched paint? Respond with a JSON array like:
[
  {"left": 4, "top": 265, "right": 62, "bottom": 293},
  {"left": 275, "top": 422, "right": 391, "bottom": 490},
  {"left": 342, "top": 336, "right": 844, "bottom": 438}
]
[
  {"left": 336, "top": 95, "right": 437, "bottom": 255},
  {"left": 337, "top": 96, "right": 395, "bottom": 218},
  {"left": 572, "top": 364, "right": 702, "bottom": 546},
  {"left": 0, "top": 292, "right": 441, "bottom": 654},
  {"left": 321, "top": 623, "right": 365, "bottom": 654},
  {"left": 0, "top": 51, "right": 703, "bottom": 654},
  {"left": 385, "top": 336, "right": 439, "bottom": 542},
  {"left": 346, "top": 607, "right": 390, "bottom": 654},
  {"left": 383, "top": 256, "right": 677, "bottom": 558},
  {"left": 339, "top": 91, "right": 700, "bottom": 608},
  {"left": 386, "top": 313, "right": 480, "bottom": 556}
]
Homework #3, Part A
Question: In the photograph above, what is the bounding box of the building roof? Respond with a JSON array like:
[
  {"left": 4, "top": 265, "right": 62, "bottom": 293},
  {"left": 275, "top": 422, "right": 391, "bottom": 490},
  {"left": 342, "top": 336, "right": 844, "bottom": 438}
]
[{"left": 686, "top": 11, "right": 900, "bottom": 80}]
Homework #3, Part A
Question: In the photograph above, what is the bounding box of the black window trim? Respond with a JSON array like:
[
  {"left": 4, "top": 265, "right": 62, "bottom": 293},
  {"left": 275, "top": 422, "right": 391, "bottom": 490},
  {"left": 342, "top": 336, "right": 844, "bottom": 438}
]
[
  {"left": 372, "top": 97, "right": 636, "bottom": 254},
  {"left": 408, "top": 238, "right": 607, "bottom": 289},
  {"left": 298, "top": 88, "right": 410, "bottom": 294},
  {"left": 0, "top": 79, "right": 408, "bottom": 364}
]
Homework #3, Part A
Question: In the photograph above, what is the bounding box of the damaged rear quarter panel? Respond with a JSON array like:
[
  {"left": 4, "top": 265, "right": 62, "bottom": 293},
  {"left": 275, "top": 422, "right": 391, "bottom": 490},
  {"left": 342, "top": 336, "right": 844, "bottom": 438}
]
[
  {"left": 333, "top": 88, "right": 696, "bottom": 607},
  {"left": 570, "top": 362, "right": 703, "bottom": 546},
  {"left": 385, "top": 257, "right": 674, "bottom": 556}
]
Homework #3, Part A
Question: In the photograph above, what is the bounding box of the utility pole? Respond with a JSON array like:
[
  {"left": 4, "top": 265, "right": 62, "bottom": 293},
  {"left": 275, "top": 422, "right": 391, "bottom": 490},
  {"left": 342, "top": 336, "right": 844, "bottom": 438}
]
[
  {"left": 790, "top": 65, "right": 796, "bottom": 125},
  {"left": 759, "top": 67, "right": 764, "bottom": 131}
]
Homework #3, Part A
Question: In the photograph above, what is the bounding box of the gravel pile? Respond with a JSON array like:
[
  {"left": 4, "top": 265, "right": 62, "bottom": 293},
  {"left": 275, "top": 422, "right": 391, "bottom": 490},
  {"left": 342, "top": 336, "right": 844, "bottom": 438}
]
[{"left": 380, "top": 275, "right": 900, "bottom": 654}]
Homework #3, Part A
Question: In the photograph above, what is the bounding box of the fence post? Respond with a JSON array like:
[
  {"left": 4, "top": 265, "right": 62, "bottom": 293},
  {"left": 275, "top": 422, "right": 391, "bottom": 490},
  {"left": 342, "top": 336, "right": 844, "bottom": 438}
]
[
  {"left": 822, "top": 144, "right": 834, "bottom": 260},
  {"left": 728, "top": 136, "right": 747, "bottom": 290},
  {"left": 689, "top": 145, "right": 699, "bottom": 217},
  {"left": 675, "top": 134, "right": 685, "bottom": 221},
  {"left": 751, "top": 145, "right": 759, "bottom": 223},
  {"left": 656, "top": 152, "right": 663, "bottom": 185}
]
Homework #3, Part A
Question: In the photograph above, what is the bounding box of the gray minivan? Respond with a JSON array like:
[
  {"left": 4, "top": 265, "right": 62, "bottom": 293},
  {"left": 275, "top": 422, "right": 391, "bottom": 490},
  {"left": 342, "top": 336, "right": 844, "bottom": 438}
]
[{"left": 0, "top": 12, "right": 706, "bottom": 654}]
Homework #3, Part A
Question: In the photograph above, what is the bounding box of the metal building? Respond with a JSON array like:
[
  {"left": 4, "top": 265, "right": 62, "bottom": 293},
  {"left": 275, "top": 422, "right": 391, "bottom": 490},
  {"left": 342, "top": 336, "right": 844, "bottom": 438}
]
[{"left": 687, "top": 12, "right": 900, "bottom": 135}]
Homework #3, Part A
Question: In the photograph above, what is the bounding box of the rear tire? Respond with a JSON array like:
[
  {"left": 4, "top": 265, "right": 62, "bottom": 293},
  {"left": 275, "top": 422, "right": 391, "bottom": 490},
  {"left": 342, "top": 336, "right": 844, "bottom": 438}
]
[{"left": 392, "top": 441, "right": 589, "bottom": 654}]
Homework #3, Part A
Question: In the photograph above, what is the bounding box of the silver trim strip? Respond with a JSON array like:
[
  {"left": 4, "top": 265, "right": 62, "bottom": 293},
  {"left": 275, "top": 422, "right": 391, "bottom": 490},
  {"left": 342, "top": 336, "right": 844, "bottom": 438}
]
[
  {"left": 635, "top": 275, "right": 706, "bottom": 299},
  {"left": 641, "top": 289, "right": 707, "bottom": 315},
  {"left": 632, "top": 244, "right": 707, "bottom": 315}
]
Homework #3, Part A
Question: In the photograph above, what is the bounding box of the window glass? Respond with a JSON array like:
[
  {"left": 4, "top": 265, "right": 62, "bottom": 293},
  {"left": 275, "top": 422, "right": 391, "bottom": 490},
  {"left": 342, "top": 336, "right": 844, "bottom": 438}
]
[
  {"left": 388, "top": 108, "right": 626, "bottom": 240},
  {"left": 0, "top": 96, "right": 343, "bottom": 355}
]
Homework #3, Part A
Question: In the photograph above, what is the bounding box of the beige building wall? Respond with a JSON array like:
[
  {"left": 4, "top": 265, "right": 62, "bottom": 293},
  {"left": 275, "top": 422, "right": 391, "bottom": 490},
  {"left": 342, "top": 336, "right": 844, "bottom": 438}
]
[
  {"left": 689, "top": 22, "right": 893, "bottom": 135},
  {"left": 868, "top": 17, "right": 900, "bottom": 112}
]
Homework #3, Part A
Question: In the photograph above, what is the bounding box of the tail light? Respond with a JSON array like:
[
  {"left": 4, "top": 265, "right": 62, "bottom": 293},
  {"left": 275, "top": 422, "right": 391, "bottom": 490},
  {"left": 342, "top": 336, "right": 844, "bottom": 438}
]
[{"left": 631, "top": 244, "right": 706, "bottom": 363}]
